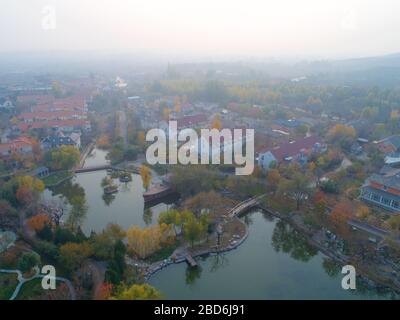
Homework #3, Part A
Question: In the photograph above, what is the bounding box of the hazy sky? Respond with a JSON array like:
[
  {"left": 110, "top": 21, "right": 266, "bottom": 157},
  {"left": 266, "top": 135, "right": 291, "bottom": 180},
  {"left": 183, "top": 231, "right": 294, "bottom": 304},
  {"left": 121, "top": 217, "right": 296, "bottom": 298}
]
[{"left": 1, "top": 0, "right": 399, "bottom": 59}]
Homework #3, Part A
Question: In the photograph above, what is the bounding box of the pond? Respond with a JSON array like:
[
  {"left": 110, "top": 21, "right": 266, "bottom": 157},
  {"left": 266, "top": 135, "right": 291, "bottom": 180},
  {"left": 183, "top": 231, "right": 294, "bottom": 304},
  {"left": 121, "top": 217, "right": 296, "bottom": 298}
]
[
  {"left": 148, "top": 211, "right": 397, "bottom": 300},
  {"left": 43, "top": 148, "right": 175, "bottom": 235}
]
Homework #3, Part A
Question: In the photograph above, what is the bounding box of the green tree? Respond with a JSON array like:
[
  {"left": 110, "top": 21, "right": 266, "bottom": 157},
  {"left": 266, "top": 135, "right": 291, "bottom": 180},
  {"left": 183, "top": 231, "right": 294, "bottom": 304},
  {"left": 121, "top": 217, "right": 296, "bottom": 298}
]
[
  {"left": 18, "top": 252, "right": 41, "bottom": 273},
  {"left": 278, "top": 173, "right": 313, "bottom": 210},
  {"left": 59, "top": 242, "right": 92, "bottom": 272},
  {"left": 45, "top": 145, "right": 80, "bottom": 170},
  {"left": 183, "top": 215, "right": 204, "bottom": 248}
]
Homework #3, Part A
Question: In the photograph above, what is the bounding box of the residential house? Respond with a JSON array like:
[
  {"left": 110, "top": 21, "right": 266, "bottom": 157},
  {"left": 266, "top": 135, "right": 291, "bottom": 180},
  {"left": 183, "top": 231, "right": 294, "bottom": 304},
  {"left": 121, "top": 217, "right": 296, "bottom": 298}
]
[
  {"left": 360, "top": 171, "right": 400, "bottom": 213},
  {"left": 375, "top": 135, "right": 400, "bottom": 165},
  {"left": 30, "top": 96, "right": 87, "bottom": 113},
  {"left": 18, "top": 119, "right": 90, "bottom": 133},
  {"left": 0, "top": 136, "right": 34, "bottom": 161},
  {"left": 258, "top": 136, "right": 326, "bottom": 170},
  {"left": 28, "top": 166, "right": 50, "bottom": 179},
  {"left": 0, "top": 98, "right": 14, "bottom": 112},
  {"left": 17, "top": 95, "right": 54, "bottom": 105},
  {"left": 41, "top": 132, "right": 81, "bottom": 150},
  {"left": 175, "top": 114, "right": 208, "bottom": 129},
  {"left": 17, "top": 111, "right": 87, "bottom": 122}
]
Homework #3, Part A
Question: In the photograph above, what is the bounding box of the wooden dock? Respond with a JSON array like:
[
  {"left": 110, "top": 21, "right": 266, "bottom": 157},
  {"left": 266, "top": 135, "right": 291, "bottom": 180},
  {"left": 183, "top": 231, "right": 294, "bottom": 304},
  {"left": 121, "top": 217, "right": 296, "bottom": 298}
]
[{"left": 185, "top": 254, "right": 198, "bottom": 267}]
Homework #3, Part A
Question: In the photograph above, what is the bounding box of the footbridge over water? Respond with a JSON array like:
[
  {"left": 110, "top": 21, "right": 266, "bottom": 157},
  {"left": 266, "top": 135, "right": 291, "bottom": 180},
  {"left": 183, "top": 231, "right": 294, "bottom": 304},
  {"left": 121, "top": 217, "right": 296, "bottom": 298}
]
[{"left": 228, "top": 195, "right": 266, "bottom": 218}]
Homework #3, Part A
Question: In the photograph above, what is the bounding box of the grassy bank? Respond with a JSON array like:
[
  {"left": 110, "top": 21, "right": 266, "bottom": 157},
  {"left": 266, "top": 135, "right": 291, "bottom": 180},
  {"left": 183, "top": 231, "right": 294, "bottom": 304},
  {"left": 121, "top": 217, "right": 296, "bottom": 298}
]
[{"left": 42, "top": 171, "right": 73, "bottom": 187}]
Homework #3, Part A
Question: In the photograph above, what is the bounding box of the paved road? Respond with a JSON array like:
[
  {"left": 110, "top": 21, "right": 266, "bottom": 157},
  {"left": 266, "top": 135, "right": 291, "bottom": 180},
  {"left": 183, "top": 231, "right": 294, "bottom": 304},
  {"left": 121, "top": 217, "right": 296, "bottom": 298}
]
[{"left": 0, "top": 268, "right": 76, "bottom": 300}]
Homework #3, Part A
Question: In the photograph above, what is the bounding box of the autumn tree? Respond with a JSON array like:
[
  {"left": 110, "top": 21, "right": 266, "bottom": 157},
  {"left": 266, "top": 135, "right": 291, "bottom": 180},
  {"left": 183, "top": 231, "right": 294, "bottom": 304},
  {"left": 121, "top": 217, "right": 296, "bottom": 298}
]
[
  {"left": 95, "top": 283, "right": 113, "bottom": 300},
  {"left": 16, "top": 185, "right": 34, "bottom": 206},
  {"left": 355, "top": 205, "right": 370, "bottom": 220},
  {"left": 162, "top": 108, "right": 171, "bottom": 121},
  {"left": 97, "top": 134, "right": 111, "bottom": 149},
  {"left": 59, "top": 241, "right": 92, "bottom": 272},
  {"left": 27, "top": 213, "right": 50, "bottom": 232},
  {"left": 266, "top": 169, "right": 281, "bottom": 193},
  {"left": 387, "top": 215, "right": 400, "bottom": 233},
  {"left": 137, "top": 131, "right": 146, "bottom": 148},
  {"left": 126, "top": 224, "right": 174, "bottom": 259},
  {"left": 330, "top": 200, "right": 353, "bottom": 232},
  {"left": 90, "top": 223, "right": 125, "bottom": 260},
  {"left": 111, "top": 283, "right": 162, "bottom": 300},
  {"left": 327, "top": 124, "right": 356, "bottom": 150},
  {"left": 158, "top": 209, "right": 182, "bottom": 235},
  {"left": 139, "top": 165, "right": 152, "bottom": 190},
  {"left": 211, "top": 114, "right": 222, "bottom": 130}
]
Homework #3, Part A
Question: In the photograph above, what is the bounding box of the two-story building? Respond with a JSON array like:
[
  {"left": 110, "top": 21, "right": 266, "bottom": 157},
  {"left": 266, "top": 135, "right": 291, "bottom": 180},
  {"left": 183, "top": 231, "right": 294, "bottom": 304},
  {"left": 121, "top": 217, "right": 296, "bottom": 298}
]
[
  {"left": 360, "top": 172, "right": 400, "bottom": 213},
  {"left": 41, "top": 132, "right": 81, "bottom": 151}
]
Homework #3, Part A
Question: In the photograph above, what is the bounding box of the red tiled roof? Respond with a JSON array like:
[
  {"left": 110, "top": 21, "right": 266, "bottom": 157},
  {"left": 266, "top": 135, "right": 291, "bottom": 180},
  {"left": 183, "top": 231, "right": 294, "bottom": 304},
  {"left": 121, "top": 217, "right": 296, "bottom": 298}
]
[
  {"left": 31, "top": 96, "right": 87, "bottom": 112},
  {"left": 260, "top": 136, "right": 321, "bottom": 161},
  {"left": 18, "top": 111, "right": 86, "bottom": 120},
  {"left": 177, "top": 114, "right": 207, "bottom": 128},
  {"left": 17, "top": 95, "right": 54, "bottom": 104},
  {"left": 18, "top": 119, "right": 89, "bottom": 131},
  {"left": 0, "top": 137, "right": 34, "bottom": 154}
]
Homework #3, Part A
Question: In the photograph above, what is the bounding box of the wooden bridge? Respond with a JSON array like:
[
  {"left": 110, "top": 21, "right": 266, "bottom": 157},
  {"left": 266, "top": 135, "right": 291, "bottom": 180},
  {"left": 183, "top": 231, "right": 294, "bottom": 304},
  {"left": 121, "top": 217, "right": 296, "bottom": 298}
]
[{"left": 228, "top": 195, "right": 265, "bottom": 218}]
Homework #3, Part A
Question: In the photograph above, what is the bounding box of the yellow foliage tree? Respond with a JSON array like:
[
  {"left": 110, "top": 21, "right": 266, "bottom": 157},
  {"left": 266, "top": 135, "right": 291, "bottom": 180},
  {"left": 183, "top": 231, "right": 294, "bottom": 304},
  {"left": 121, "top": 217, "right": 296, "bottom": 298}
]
[
  {"left": 139, "top": 165, "right": 152, "bottom": 190},
  {"left": 97, "top": 134, "right": 111, "bottom": 149},
  {"left": 126, "top": 223, "right": 174, "bottom": 259},
  {"left": 327, "top": 124, "right": 356, "bottom": 143},
  {"left": 137, "top": 131, "right": 146, "bottom": 147},
  {"left": 111, "top": 283, "right": 162, "bottom": 300},
  {"left": 355, "top": 205, "right": 370, "bottom": 220},
  {"left": 162, "top": 108, "right": 171, "bottom": 121},
  {"left": 211, "top": 114, "right": 222, "bottom": 130}
]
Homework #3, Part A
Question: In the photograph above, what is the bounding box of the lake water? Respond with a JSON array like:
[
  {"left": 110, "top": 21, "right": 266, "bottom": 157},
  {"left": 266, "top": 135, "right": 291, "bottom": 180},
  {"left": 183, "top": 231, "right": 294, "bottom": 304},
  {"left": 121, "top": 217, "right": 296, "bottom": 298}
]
[
  {"left": 148, "top": 211, "right": 397, "bottom": 300},
  {"left": 44, "top": 148, "right": 397, "bottom": 299},
  {"left": 43, "top": 148, "right": 173, "bottom": 235}
]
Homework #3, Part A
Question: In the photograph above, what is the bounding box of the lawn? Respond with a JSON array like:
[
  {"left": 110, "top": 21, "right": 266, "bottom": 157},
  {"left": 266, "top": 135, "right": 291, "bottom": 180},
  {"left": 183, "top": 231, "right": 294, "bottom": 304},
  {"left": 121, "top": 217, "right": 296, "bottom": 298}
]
[
  {"left": 42, "top": 171, "right": 72, "bottom": 186},
  {"left": 0, "top": 273, "right": 18, "bottom": 300},
  {"left": 145, "top": 243, "right": 179, "bottom": 263}
]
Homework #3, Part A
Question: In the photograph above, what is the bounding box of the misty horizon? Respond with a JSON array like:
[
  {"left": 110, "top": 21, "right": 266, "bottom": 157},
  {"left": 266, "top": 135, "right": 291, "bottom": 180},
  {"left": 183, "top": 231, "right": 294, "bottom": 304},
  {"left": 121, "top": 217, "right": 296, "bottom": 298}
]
[{"left": 2, "top": 0, "right": 400, "bottom": 60}]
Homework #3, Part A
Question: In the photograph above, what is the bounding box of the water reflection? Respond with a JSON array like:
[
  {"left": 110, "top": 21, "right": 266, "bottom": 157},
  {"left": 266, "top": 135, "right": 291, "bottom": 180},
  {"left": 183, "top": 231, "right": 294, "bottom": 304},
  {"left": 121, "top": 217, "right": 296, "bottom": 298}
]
[
  {"left": 149, "top": 211, "right": 397, "bottom": 299},
  {"left": 143, "top": 208, "right": 153, "bottom": 226},
  {"left": 49, "top": 179, "right": 88, "bottom": 230},
  {"left": 185, "top": 266, "right": 202, "bottom": 286},
  {"left": 209, "top": 254, "right": 229, "bottom": 273},
  {"left": 322, "top": 258, "right": 341, "bottom": 278},
  {"left": 102, "top": 193, "right": 116, "bottom": 206},
  {"left": 271, "top": 220, "right": 318, "bottom": 262}
]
